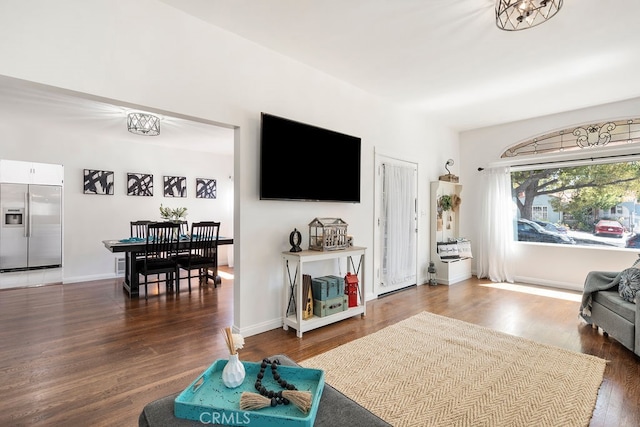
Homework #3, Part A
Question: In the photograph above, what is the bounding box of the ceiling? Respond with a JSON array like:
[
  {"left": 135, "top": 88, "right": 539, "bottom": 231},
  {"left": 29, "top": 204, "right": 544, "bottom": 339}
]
[
  {"left": 160, "top": 0, "right": 640, "bottom": 131},
  {"left": 3, "top": 1, "right": 640, "bottom": 154},
  {"left": 0, "top": 76, "right": 235, "bottom": 155}
]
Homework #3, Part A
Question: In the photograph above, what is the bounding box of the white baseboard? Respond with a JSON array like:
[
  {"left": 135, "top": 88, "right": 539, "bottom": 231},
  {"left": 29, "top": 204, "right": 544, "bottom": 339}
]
[
  {"left": 471, "top": 268, "right": 583, "bottom": 292},
  {"left": 236, "top": 318, "right": 284, "bottom": 338},
  {"left": 513, "top": 275, "right": 583, "bottom": 292},
  {"left": 63, "top": 272, "right": 122, "bottom": 284}
]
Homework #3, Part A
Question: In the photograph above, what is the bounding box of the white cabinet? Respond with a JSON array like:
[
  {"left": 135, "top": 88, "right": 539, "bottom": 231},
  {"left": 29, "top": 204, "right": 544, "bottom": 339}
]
[
  {"left": 0, "top": 160, "right": 31, "bottom": 183},
  {"left": 430, "top": 180, "right": 471, "bottom": 285},
  {"left": 282, "top": 246, "right": 366, "bottom": 338},
  {"left": 30, "top": 162, "right": 63, "bottom": 185},
  {"left": 0, "top": 160, "right": 63, "bottom": 186}
]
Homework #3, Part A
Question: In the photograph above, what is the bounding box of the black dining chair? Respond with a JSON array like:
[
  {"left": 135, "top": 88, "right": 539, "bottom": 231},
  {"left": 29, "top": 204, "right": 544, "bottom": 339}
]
[
  {"left": 130, "top": 220, "right": 154, "bottom": 239},
  {"left": 130, "top": 220, "right": 155, "bottom": 264},
  {"left": 175, "top": 221, "right": 221, "bottom": 293},
  {"left": 136, "top": 222, "right": 180, "bottom": 300},
  {"left": 175, "top": 220, "right": 191, "bottom": 256},
  {"left": 177, "top": 220, "right": 189, "bottom": 237}
]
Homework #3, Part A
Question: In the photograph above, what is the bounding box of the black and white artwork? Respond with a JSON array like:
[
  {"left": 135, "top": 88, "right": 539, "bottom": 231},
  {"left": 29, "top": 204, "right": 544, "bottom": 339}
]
[
  {"left": 196, "top": 178, "right": 217, "bottom": 199},
  {"left": 84, "top": 169, "right": 114, "bottom": 195},
  {"left": 127, "top": 173, "right": 153, "bottom": 196},
  {"left": 163, "top": 175, "right": 187, "bottom": 198}
]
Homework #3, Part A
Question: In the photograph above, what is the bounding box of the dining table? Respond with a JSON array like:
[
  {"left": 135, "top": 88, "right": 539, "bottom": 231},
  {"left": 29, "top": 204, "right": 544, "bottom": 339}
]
[{"left": 102, "top": 236, "right": 233, "bottom": 298}]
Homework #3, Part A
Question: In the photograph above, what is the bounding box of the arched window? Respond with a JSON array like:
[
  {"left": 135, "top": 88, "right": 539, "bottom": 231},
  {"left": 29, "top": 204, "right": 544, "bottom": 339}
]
[
  {"left": 502, "top": 118, "right": 640, "bottom": 249},
  {"left": 502, "top": 118, "right": 640, "bottom": 158}
]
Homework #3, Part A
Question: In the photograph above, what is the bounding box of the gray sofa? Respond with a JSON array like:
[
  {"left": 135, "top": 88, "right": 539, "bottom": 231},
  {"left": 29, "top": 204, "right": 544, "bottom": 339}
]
[{"left": 580, "top": 270, "right": 640, "bottom": 357}]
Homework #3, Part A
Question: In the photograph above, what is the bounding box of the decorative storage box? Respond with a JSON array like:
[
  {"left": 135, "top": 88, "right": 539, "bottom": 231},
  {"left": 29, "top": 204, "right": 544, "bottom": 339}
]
[
  {"left": 437, "top": 239, "right": 473, "bottom": 261},
  {"left": 437, "top": 241, "right": 459, "bottom": 260},
  {"left": 325, "top": 275, "right": 346, "bottom": 294},
  {"left": 174, "top": 359, "right": 325, "bottom": 427},
  {"left": 308, "top": 218, "right": 348, "bottom": 251},
  {"left": 313, "top": 295, "right": 348, "bottom": 317},
  {"left": 311, "top": 275, "right": 345, "bottom": 300}
]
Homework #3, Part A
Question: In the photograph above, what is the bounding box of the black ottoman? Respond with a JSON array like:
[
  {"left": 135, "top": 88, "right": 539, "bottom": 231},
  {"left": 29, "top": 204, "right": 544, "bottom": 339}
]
[{"left": 139, "top": 354, "right": 390, "bottom": 427}]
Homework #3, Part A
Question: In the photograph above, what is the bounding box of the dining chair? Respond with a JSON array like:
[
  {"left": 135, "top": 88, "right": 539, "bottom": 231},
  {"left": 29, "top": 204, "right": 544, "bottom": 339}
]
[
  {"left": 130, "top": 220, "right": 156, "bottom": 269},
  {"left": 176, "top": 220, "right": 191, "bottom": 256},
  {"left": 136, "top": 222, "right": 180, "bottom": 300},
  {"left": 130, "top": 220, "right": 154, "bottom": 239},
  {"left": 178, "top": 220, "right": 189, "bottom": 236},
  {"left": 175, "top": 221, "right": 221, "bottom": 293}
]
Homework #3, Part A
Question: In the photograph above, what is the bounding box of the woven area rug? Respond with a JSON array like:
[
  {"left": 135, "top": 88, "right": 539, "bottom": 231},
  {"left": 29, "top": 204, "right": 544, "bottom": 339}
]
[{"left": 300, "top": 311, "right": 606, "bottom": 427}]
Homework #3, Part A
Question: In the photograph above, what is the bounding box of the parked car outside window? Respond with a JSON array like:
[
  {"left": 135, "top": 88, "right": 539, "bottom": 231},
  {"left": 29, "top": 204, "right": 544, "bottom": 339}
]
[
  {"left": 533, "top": 220, "right": 568, "bottom": 235},
  {"left": 594, "top": 219, "right": 624, "bottom": 238},
  {"left": 517, "top": 219, "right": 576, "bottom": 244},
  {"left": 626, "top": 233, "right": 640, "bottom": 248}
]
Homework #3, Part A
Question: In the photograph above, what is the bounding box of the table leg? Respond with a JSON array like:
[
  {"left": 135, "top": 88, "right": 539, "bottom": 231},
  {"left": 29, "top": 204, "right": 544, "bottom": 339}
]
[
  {"left": 123, "top": 251, "right": 140, "bottom": 298},
  {"left": 206, "top": 248, "right": 222, "bottom": 287}
]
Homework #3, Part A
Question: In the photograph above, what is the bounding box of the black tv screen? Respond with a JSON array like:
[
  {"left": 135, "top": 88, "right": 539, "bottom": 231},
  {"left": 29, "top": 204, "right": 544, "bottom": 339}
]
[{"left": 260, "top": 113, "right": 361, "bottom": 202}]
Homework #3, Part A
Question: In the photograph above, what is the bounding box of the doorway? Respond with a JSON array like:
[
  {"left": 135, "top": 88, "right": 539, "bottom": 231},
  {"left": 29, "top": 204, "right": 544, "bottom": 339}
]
[{"left": 374, "top": 153, "right": 418, "bottom": 296}]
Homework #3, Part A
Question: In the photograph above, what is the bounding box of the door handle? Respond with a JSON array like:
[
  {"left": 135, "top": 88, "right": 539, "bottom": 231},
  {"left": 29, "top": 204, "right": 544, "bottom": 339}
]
[{"left": 25, "top": 191, "right": 31, "bottom": 238}]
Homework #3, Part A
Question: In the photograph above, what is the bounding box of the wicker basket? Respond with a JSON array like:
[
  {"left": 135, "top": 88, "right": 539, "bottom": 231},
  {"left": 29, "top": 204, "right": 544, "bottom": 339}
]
[{"left": 308, "top": 218, "right": 349, "bottom": 251}]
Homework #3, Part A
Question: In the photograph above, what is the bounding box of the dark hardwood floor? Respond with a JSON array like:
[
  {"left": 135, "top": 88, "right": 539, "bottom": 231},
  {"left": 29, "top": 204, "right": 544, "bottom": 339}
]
[{"left": 0, "top": 267, "right": 638, "bottom": 426}]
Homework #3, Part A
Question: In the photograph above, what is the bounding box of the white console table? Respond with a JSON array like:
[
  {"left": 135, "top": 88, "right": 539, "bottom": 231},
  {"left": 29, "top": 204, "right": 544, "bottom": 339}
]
[{"left": 282, "top": 246, "right": 366, "bottom": 338}]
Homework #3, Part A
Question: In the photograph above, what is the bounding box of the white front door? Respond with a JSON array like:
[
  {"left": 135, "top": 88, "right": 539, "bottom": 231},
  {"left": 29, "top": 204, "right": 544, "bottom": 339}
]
[{"left": 374, "top": 154, "right": 418, "bottom": 295}]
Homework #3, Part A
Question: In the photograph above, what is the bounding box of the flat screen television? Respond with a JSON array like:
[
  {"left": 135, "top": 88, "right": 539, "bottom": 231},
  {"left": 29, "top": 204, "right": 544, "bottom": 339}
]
[{"left": 260, "top": 113, "right": 361, "bottom": 202}]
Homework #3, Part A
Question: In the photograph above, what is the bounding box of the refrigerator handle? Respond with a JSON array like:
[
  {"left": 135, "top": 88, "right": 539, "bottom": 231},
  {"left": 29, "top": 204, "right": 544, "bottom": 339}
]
[{"left": 25, "top": 191, "right": 31, "bottom": 238}]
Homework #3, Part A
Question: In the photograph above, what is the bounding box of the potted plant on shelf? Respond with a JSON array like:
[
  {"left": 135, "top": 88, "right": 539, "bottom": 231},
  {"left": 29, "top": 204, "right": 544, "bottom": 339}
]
[
  {"left": 437, "top": 195, "right": 453, "bottom": 231},
  {"left": 438, "top": 195, "right": 452, "bottom": 213}
]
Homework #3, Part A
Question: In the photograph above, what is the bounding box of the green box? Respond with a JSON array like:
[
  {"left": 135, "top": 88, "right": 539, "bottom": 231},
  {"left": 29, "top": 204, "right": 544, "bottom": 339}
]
[
  {"left": 325, "top": 275, "right": 345, "bottom": 294},
  {"left": 311, "top": 278, "right": 330, "bottom": 300},
  {"left": 313, "top": 295, "right": 348, "bottom": 317},
  {"left": 312, "top": 275, "right": 344, "bottom": 300}
]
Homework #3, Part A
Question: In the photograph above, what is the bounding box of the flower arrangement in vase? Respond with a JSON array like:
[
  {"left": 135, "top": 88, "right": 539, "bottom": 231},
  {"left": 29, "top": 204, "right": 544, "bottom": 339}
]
[{"left": 159, "top": 204, "right": 188, "bottom": 222}]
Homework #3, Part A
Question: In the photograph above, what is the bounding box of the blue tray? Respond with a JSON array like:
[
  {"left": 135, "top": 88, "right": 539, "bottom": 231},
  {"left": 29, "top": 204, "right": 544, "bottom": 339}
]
[{"left": 174, "top": 359, "right": 324, "bottom": 427}]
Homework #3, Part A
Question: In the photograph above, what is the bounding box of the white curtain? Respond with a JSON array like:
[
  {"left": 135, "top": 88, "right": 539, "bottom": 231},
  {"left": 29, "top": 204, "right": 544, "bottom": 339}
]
[
  {"left": 477, "top": 166, "right": 515, "bottom": 283},
  {"left": 382, "top": 163, "right": 416, "bottom": 286}
]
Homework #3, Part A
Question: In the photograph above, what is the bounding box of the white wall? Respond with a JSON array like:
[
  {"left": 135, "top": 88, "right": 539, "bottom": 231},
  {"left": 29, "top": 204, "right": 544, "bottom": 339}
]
[
  {"left": 0, "top": 115, "right": 234, "bottom": 282},
  {"left": 0, "top": 0, "right": 458, "bottom": 336},
  {"left": 459, "top": 97, "right": 640, "bottom": 290}
]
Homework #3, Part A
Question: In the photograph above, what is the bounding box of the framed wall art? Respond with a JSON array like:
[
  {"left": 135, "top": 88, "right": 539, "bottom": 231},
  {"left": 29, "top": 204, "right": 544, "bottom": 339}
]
[
  {"left": 195, "top": 178, "right": 217, "bottom": 199},
  {"left": 163, "top": 175, "right": 187, "bottom": 198},
  {"left": 83, "top": 169, "right": 114, "bottom": 195},
  {"left": 127, "top": 173, "right": 154, "bottom": 196}
]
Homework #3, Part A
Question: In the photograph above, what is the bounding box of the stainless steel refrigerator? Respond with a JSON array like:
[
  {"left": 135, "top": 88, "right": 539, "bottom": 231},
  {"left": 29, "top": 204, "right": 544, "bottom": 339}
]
[{"left": 0, "top": 183, "right": 62, "bottom": 271}]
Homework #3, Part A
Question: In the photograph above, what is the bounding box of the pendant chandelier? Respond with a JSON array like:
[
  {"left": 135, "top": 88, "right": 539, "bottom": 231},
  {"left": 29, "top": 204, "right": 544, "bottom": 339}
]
[
  {"left": 496, "top": 0, "right": 563, "bottom": 31},
  {"left": 127, "top": 113, "right": 160, "bottom": 136}
]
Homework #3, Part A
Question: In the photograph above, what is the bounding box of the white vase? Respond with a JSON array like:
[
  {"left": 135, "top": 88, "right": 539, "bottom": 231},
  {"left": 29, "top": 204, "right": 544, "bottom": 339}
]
[{"left": 221, "top": 353, "right": 245, "bottom": 388}]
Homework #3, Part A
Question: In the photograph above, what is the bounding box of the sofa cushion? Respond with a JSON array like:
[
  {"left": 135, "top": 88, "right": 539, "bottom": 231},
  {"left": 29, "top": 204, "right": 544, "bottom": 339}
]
[
  {"left": 594, "top": 290, "right": 636, "bottom": 323},
  {"left": 618, "top": 267, "right": 640, "bottom": 303}
]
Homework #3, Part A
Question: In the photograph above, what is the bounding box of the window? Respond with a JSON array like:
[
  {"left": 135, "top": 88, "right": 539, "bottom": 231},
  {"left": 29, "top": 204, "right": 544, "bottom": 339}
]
[
  {"left": 532, "top": 206, "right": 548, "bottom": 221},
  {"left": 503, "top": 118, "right": 640, "bottom": 158},
  {"left": 511, "top": 160, "right": 640, "bottom": 248},
  {"left": 502, "top": 116, "right": 640, "bottom": 248}
]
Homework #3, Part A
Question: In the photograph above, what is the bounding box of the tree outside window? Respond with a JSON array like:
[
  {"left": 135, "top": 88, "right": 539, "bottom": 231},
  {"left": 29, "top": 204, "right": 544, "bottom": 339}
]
[{"left": 511, "top": 161, "right": 640, "bottom": 246}]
